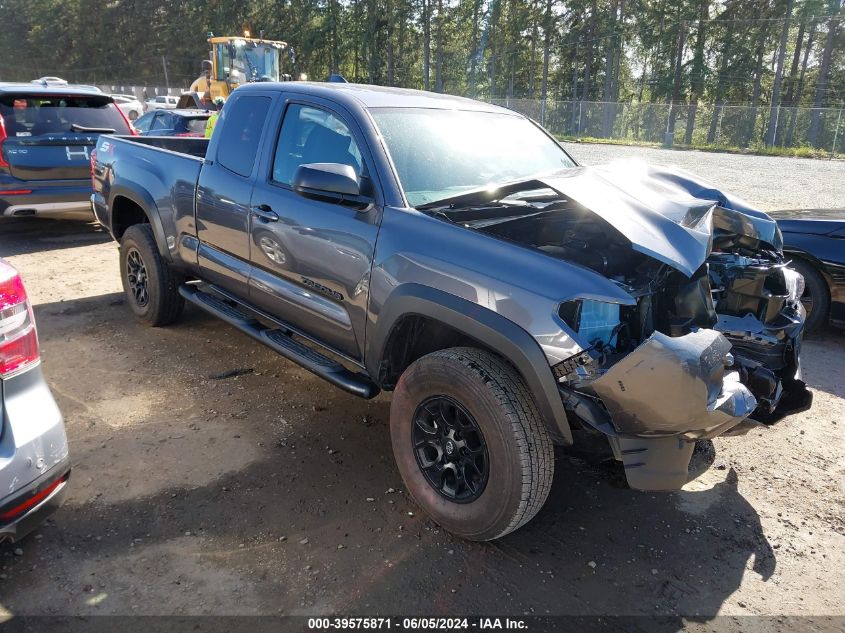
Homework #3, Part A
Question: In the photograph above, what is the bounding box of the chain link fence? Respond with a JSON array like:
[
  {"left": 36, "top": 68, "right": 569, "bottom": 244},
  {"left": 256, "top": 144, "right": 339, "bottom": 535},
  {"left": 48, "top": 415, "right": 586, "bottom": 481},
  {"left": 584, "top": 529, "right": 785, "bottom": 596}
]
[
  {"left": 78, "top": 87, "right": 845, "bottom": 156},
  {"left": 491, "top": 99, "right": 845, "bottom": 157}
]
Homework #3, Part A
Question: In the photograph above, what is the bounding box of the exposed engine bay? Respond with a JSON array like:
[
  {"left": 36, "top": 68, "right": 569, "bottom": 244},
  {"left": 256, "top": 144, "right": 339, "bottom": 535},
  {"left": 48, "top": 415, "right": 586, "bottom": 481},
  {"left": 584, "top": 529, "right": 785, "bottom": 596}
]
[{"left": 421, "top": 162, "right": 812, "bottom": 490}]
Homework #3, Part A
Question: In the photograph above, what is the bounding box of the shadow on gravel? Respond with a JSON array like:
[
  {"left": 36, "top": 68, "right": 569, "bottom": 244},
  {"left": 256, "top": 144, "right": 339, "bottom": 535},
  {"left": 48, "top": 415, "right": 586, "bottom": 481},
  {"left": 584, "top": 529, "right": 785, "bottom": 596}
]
[
  {"left": 489, "top": 457, "right": 775, "bottom": 620},
  {"left": 30, "top": 287, "right": 219, "bottom": 326},
  {"left": 1, "top": 292, "right": 776, "bottom": 625},
  {"left": 32, "top": 292, "right": 125, "bottom": 319},
  {"left": 0, "top": 416, "right": 775, "bottom": 623},
  {"left": 0, "top": 217, "right": 109, "bottom": 257},
  {"left": 800, "top": 327, "right": 845, "bottom": 399}
]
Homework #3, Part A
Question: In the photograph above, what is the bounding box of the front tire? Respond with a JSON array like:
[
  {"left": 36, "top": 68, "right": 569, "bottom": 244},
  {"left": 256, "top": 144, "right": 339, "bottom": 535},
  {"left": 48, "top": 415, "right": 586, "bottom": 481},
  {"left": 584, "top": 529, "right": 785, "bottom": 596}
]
[
  {"left": 119, "top": 224, "right": 184, "bottom": 327},
  {"left": 390, "top": 347, "right": 554, "bottom": 541},
  {"left": 790, "top": 259, "right": 829, "bottom": 334}
]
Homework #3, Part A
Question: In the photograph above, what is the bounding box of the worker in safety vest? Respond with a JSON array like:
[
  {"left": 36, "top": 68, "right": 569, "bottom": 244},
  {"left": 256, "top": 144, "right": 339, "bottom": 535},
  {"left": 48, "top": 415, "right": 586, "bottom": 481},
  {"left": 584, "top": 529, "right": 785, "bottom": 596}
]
[{"left": 205, "top": 97, "right": 226, "bottom": 138}]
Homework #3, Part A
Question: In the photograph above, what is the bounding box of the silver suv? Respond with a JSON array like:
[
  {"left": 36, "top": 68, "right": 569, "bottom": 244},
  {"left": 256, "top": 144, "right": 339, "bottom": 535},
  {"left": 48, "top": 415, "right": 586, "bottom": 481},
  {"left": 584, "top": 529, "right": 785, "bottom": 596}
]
[{"left": 0, "top": 257, "right": 69, "bottom": 543}]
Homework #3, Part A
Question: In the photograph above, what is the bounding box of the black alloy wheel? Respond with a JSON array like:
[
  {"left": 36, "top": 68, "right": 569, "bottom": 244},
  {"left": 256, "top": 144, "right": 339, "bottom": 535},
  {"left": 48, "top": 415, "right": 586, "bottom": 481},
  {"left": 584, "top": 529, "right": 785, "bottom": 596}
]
[
  {"left": 126, "top": 247, "right": 149, "bottom": 308},
  {"left": 412, "top": 395, "right": 489, "bottom": 503},
  {"left": 789, "top": 259, "right": 830, "bottom": 334}
]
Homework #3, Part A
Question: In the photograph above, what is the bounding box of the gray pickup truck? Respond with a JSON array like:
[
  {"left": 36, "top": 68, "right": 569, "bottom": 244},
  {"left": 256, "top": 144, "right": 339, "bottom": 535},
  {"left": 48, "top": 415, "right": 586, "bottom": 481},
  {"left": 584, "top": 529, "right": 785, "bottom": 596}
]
[{"left": 91, "top": 82, "right": 810, "bottom": 540}]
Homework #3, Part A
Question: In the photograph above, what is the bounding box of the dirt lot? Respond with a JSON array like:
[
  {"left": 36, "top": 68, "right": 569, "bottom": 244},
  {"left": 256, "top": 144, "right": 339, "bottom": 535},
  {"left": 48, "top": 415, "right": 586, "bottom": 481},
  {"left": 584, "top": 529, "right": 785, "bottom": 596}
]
[{"left": 0, "top": 148, "right": 843, "bottom": 626}]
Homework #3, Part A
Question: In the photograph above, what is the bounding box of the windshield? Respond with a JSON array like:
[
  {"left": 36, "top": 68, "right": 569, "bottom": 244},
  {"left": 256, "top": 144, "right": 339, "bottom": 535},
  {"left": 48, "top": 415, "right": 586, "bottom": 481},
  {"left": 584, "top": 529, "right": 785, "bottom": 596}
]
[
  {"left": 370, "top": 107, "right": 576, "bottom": 207},
  {"left": 222, "top": 42, "right": 281, "bottom": 83},
  {"left": 0, "top": 94, "right": 130, "bottom": 136}
]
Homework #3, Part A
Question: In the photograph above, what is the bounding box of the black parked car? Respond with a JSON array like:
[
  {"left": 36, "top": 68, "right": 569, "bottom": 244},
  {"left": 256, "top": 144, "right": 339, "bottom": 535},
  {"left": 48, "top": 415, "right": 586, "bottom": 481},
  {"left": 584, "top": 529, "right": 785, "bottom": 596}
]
[
  {"left": 775, "top": 209, "right": 845, "bottom": 333},
  {"left": 132, "top": 109, "right": 211, "bottom": 137}
]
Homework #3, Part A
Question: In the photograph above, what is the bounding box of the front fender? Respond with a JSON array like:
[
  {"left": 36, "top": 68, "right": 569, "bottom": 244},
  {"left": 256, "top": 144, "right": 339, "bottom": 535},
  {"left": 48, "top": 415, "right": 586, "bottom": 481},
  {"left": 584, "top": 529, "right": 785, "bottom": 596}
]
[{"left": 367, "top": 283, "right": 572, "bottom": 445}]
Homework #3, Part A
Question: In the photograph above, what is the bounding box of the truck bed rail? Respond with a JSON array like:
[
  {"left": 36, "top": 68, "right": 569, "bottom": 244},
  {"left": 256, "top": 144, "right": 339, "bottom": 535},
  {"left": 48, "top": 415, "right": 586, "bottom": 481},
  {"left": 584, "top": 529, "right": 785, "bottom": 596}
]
[{"left": 110, "top": 135, "right": 209, "bottom": 159}]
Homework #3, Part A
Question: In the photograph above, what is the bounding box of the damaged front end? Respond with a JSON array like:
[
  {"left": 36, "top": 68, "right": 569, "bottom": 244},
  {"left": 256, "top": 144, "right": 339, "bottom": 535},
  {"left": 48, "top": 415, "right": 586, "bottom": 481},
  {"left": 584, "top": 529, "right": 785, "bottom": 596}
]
[{"left": 424, "top": 162, "right": 812, "bottom": 491}]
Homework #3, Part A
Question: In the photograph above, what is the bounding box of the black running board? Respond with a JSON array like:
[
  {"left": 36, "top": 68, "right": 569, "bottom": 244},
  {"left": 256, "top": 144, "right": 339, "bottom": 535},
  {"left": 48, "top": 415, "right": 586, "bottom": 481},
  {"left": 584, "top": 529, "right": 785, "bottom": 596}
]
[{"left": 179, "top": 284, "right": 379, "bottom": 399}]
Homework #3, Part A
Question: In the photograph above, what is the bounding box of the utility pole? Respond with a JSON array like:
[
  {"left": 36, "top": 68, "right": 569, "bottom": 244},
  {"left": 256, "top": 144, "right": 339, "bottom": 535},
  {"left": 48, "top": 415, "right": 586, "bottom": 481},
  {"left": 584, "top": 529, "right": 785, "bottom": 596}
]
[
  {"left": 162, "top": 56, "right": 170, "bottom": 92},
  {"left": 766, "top": 0, "right": 793, "bottom": 146},
  {"left": 809, "top": 9, "right": 840, "bottom": 147},
  {"left": 665, "top": 20, "right": 687, "bottom": 147},
  {"left": 422, "top": 0, "right": 431, "bottom": 91}
]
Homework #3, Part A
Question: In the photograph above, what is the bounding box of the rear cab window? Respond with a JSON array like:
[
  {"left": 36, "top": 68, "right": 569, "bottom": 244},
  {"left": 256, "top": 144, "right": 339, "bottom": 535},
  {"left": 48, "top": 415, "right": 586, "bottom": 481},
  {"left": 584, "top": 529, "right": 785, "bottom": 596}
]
[{"left": 0, "top": 93, "right": 131, "bottom": 137}]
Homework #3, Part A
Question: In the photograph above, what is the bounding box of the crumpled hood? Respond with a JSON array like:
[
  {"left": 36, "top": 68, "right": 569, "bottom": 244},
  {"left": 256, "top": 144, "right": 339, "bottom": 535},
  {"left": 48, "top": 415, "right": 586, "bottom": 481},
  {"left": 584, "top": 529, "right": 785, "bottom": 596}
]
[{"left": 539, "top": 161, "right": 783, "bottom": 277}]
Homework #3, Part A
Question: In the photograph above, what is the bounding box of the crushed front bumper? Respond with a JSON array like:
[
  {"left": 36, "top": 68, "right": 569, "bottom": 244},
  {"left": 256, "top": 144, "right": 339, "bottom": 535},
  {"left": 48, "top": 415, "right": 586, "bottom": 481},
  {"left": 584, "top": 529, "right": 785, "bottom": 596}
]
[
  {"left": 592, "top": 330, "right": 757, "bottom": 439},
  {"left": 562, "top": 328, "right": 811, "bottom": 491},
  {"left": 593, "top": 330, "right": 757, "bottom": 490}
]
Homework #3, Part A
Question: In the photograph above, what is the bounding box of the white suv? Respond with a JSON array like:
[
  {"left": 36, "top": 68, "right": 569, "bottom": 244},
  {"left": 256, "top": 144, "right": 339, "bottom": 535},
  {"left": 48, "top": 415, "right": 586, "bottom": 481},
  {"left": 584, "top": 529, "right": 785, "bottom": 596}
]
[
  {"left": 111, "top": 94, "right": 144, "bottom": 121},
  {"left": 143, "top": 95, "right": 179, "bottom": 113}
]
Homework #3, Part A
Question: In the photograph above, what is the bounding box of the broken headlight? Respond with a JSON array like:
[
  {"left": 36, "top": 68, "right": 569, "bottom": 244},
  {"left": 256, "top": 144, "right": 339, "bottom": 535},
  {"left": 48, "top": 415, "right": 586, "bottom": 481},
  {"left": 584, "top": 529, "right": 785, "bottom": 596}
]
[
  {"left": 782, "top": 267, "right": 805, "bottom": 303},
  {"left": 558, "top": 299, "right": 620, "bottom": 349}
]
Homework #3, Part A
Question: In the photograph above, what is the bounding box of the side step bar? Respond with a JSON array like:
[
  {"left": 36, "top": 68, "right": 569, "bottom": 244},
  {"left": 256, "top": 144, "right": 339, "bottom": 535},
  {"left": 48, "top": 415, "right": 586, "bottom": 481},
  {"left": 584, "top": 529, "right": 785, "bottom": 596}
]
[{"left": 179, "top": 284, "right": 379, "bottom": 399}]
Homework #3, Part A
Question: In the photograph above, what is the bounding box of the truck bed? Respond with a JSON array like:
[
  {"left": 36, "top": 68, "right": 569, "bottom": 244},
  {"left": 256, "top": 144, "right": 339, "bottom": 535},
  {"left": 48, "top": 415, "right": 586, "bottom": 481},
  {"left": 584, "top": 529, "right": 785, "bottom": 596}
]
[{"left": 92, "top": 134, "right": 210, "bottom": 261}]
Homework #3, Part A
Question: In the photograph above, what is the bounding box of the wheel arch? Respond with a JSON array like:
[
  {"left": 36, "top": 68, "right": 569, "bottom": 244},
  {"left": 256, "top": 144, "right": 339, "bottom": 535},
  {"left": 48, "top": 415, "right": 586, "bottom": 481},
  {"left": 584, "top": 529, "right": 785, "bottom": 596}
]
[
  {"left": 109, "top": 185, "right": 170, "bottom": 261},
  {"left": 367, "top": 283, "right": 572, "bottom": 445}
]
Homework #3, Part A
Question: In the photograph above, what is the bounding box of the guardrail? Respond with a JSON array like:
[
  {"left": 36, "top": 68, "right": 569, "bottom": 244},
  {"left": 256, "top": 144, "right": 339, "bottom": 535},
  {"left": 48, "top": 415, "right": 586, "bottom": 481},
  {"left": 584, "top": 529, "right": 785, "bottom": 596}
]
[{"left": 96, "top": 84, "right": 185, "bottom": 99}]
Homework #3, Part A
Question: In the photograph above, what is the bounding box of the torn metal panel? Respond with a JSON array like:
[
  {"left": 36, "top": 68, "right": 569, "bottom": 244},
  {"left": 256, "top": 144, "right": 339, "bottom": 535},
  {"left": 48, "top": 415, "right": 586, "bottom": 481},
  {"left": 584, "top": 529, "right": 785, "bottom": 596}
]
[
  {"left": 609, "top": 435, "right": 696, "bottom": 491},
  {"left": 591, "top": 329, "right": 757, "bottom": 439},
  {"left": 536, "top": 162, "right": 782, "bottom": 277},
  {"left": 637, "top": 163, "right": 784, "bottom": 252},
  {"left": 540, "top": 168, "right": 714, "bottom": 277}
]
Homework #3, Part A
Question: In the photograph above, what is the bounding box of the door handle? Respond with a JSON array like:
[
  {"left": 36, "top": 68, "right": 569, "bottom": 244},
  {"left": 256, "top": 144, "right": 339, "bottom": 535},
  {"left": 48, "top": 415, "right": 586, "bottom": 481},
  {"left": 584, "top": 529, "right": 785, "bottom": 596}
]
[{"left": 251, "top": 204, "right": 278, "bottom": 222}]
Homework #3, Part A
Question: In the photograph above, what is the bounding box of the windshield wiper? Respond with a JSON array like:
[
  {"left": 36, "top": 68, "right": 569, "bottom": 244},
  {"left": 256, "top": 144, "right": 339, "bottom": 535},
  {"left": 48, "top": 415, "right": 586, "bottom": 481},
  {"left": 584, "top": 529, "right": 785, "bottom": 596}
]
[
  {"left": 70, "top": 123, "right": 115, "bottom": 134},
  {"left": 415, "top": 177, "right": 555, "bottom": 211}
]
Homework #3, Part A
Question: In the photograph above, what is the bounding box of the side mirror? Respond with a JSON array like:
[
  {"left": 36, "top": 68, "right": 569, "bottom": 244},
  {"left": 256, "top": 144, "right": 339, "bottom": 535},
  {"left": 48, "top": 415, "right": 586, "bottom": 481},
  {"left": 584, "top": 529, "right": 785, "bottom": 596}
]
[{"left": 292, "top": 163, "right": 367, "bottom": 203}]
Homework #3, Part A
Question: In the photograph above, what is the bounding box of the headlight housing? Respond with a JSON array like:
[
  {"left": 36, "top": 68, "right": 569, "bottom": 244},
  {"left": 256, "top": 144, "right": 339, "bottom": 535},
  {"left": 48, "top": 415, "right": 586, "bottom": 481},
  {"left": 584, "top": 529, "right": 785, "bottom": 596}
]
[
  {"left": 558, "top": 299, "right": 620, "bottom": 348},
  {"left": 783, "top": 267, "right": 806, "bottom": 302}
]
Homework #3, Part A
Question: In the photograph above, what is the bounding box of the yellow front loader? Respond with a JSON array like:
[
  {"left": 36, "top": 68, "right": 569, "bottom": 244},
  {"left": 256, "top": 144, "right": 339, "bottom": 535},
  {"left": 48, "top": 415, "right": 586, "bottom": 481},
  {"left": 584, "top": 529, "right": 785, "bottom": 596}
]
[{"left": 189, "top": 32, "right": 296, "bottom": 101}]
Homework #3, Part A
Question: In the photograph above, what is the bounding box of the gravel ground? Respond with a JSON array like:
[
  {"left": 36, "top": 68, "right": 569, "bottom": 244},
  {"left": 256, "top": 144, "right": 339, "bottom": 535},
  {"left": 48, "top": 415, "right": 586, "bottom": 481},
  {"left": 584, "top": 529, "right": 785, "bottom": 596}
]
[
  {"left": 0, "top": 148, "right": 843, "bottom": 627},
  {"left": 562, "top": 142, "right": 845, "bottom": 212}
]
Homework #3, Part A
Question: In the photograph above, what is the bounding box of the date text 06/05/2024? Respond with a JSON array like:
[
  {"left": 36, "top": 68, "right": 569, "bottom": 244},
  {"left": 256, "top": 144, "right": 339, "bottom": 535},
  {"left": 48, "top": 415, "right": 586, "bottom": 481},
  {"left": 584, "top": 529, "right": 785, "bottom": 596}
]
[{"left": 307, "top": 617, "right": 528, "bottom": 630}]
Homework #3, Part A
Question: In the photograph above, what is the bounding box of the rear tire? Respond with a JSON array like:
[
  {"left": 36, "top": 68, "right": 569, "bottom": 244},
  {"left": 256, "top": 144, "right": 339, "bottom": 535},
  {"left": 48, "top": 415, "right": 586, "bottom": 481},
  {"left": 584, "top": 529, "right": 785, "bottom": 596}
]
[
  {"left": 119, "top": 224, "right": 184, "bottom": 327},
  {"left": 790, "top": 259, "right": 829, "bottom": 334},
  {"left": 390, "top": 347, "right": 554, "bottom": 541}
]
